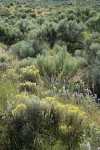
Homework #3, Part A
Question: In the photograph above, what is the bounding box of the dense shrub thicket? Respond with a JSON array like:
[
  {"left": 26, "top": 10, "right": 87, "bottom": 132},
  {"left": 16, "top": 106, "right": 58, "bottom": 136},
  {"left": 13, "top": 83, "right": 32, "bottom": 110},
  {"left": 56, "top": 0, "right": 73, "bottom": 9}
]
[{"left": 0, "top": 0, "right": 100, "bottom": 150}]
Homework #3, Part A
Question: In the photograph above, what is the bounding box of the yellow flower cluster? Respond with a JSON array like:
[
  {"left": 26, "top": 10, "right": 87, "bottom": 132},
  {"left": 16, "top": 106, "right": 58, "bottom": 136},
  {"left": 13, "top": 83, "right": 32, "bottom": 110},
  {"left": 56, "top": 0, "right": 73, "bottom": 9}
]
[
  {"left": 66, "top": 104, "right": 80, "bottom": 113},
  {"left": 56, "top": 102, "right": 87, "bottom": 118},
  {"left": 56, "top": 103, "right": 65, "bottom": 109},
  {"left": 42, "top": 96, "right": 56, "bottom": 103},
  {"left": 12, "top": 103, "right": 26, "bottom": 115},
  {"left": 59, "top": 124, "right": 68, "bottom": 132},
  {"left": 59, "top": 124, "right": 72, "bottom": 133},
  {"left": 43, "top": 96, "right": 87, "bottom": 118},
  {"left": 16, "top": 93, "right": 28, "bottom": 101},
  {"left": 20, "top": 65, "right": 39, "bottom": 76}
]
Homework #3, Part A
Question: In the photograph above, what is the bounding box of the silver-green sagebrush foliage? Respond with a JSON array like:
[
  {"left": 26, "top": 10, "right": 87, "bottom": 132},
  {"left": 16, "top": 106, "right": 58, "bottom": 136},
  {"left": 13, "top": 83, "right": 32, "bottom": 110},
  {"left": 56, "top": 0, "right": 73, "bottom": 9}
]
[{"left": 0, "top": 0, "right": 100, "bottom": 150}]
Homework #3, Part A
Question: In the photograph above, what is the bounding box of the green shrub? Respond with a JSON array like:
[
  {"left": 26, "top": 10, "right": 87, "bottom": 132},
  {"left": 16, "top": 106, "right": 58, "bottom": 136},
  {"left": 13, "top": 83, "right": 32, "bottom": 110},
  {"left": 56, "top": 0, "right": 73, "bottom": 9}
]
[
  {"left": 40, "top": 22, "right": 57, "bottom": 48},
  {"left": 37, "top": 45, "right": 85, "bottom": 86},
  {"left": 84, "top": 33, "right": 100, "bottom": 97},
  {"left": 21, "top": 13, "right": 27, "bottom": 19},
  {"left": 15, "top": 19, "right": 29, "bottom": 34},
  {"left": 84, "top": 32, "right": 100, "bottom": 64},
  {"left": 57, "top": 19, "right": 86, "bottom": 43},
  {"left": 18, "top": 82, "right": 37, "bottom": 93},
  {"left": 11, "top": 39, "right": 43, "bottom": 58},
  {"left": 19, "top": 65, "right": 40, "bottom": 83},
  {"left": 2, "top": 96, "right": 60, "bottom": 150},
  {"left": 2, "top": 68, "right": 20, "bottom": 86},
  {"left": 86, "top": 13, "right": 100, "bottom": 32},
  {"left": 74, "top": 50, "right": 82, "bottom": 57},
  {"left": 0, "top": 73, "right": 17, "bottom": 110},
  {"left": 0, "top": 95, "right": 88, "bottom": 150},
  {"left": 17, "top": 57, "right": 35, "bottom": 70},
  {"left": 89, "top": 124, "right": 100, "bottom": 149},
  {"left": 0, "top": 22, "right": 23, "bottom": 45},
  {"left": 0, "top": 52, "right": 12, "bottom": 71},
  {"left": 30, "top": 13, "right": 36, "bottom": 18}
]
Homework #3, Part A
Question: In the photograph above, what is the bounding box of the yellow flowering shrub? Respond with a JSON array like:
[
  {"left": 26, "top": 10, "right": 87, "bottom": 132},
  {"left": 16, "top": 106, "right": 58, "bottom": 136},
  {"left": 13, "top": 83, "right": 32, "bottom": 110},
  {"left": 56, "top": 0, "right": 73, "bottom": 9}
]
[
  {"left": 59, "top": 124, "right": 73, "bottom": 134},
  {"left": 42, "top": 96, "right": 88, "bottom": 146},
  {"left": 18, "top": 81, "right": 37, "bottom": 93},
  {"left": 59, "top": 124, "right": 68, "bottom": 132},
  {"left": 5, "top": 93, "right": 89, "bottom": 150},
  {"left": 15, "top": 92, "right": 29, "bottom": 102},
  {"left": 42, "top": 96, "right": 56, "bottom": 103},
  {"left": 19, "top": 65, "right": 40, "bottom": 82},
  {"left": 2, "top": 69, "right": 19, "bottom": 82},
  {"left": 12, "top": 103, "right": 26, "bottom": 115},
  {"left": 55, "top": 102, "right": 88, "bottom": 150},
  {"left": 43, "top": 96, "right": 87, "bottom": 119}
]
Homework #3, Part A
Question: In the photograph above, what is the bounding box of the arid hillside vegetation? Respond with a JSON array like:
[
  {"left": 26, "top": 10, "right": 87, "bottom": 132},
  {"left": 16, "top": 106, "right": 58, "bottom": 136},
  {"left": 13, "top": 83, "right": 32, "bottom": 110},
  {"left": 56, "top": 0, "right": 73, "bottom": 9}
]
[{"left": 0, "top": 0, "right": 100, "bottom": 150}]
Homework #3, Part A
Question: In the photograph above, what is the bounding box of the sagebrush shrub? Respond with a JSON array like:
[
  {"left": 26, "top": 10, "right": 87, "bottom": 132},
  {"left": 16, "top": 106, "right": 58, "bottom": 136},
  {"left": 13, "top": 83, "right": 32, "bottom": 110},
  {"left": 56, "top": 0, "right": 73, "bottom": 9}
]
[
  {"left": 19, "top": 65, "right": 40, "bottom": 83},
  {"left": 0, "top": 91, "right": 89, "bottom": 150},
  {"left": 18, "top": 82, "right": 37, "bottom": 93},
  {"left": 11, "top": 39, "right": 43, "bottom": 58},
  {"left": 0, "top": 52, "right": 13, "bottom": 71}
]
